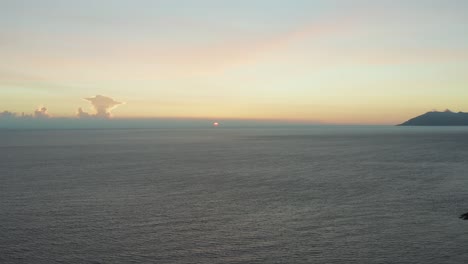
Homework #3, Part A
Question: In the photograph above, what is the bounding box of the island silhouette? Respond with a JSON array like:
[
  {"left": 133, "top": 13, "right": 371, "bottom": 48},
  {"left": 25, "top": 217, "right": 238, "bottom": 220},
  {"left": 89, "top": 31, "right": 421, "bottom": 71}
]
[{"left": 399, "top": 110, "right": 468, "bottom": 126}]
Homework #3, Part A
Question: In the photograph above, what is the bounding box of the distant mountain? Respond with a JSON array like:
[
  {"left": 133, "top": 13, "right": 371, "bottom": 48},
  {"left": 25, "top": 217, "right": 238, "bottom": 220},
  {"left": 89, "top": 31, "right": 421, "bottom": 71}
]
[{"left": 399, "top": 110, "right": 468, "bottom": 126}]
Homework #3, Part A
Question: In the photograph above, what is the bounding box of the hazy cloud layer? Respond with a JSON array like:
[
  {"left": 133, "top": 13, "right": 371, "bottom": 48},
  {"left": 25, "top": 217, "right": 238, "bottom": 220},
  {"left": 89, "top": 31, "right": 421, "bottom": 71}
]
[
  {"left": 0, "top": 110, "right": 17, "bottom": 118},
  {"left": 0, "top": 108, "right": 47, "bottom": 119},
  {"left": 78, "top": 95, "right": 123, "bottom": 118}
]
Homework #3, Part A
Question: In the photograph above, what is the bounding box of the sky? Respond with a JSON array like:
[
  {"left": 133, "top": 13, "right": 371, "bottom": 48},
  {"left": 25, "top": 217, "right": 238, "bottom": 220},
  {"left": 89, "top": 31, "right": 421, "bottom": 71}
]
[{"left": 1, "top": 0, "right": 468, "bottom": 125}]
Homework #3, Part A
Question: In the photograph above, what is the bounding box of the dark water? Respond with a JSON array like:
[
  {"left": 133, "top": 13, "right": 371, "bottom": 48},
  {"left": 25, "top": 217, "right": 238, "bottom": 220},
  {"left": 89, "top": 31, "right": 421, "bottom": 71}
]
[{"left": 1, "top": 127, "right": 468, "bottom": 263}]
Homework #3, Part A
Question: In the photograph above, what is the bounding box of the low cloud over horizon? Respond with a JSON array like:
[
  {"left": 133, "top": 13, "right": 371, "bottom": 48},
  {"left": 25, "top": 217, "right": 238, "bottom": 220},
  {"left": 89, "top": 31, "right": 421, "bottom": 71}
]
[
  {"left": 34, "top": 107, "right": 50, "bottom": 118},
  {"left": 77, "top": 95, "right": 123, "bottom": 119},
  {"left": 0, "top": 95, "right": 123, "bottom": 119}
]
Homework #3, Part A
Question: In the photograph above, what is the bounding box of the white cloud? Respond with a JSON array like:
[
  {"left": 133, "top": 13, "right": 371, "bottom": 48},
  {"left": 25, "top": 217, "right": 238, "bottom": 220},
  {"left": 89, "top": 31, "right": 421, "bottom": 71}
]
[
  {"left": 77, "top": 95, "right": 123, "bottom": 118},
  {"left": 34, "top": 107, "right": 50, "bottom": 118}
]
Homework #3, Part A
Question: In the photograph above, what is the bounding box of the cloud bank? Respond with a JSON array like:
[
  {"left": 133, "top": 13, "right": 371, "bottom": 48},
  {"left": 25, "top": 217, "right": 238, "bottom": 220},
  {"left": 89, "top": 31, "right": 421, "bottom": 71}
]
[
  {"left": 0, "top": 111, "right": 17, "bottom": 118},
  {"left": 0, "top": 108, "right": 49, "bottom": 119},
  {"left": 0, "top": 95, "right": 123, "bottom": 121}
]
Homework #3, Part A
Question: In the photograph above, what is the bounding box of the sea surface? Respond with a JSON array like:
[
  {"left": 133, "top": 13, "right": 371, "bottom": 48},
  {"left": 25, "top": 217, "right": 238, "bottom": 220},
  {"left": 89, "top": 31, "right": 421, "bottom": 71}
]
[{"left": 1, "top": 126, "right": 468, "bottom": 263}]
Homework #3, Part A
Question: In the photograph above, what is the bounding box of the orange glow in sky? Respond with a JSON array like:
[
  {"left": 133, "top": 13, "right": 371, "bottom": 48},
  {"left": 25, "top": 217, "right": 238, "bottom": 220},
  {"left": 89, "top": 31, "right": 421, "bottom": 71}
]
[{"left": 1, "top": 1, "right": 468, "bottom": 124}]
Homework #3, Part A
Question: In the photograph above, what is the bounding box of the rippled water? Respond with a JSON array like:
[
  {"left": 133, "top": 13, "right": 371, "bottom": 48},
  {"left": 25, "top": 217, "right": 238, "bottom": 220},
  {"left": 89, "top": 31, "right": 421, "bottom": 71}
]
[{"left": 1, "top": 127, "right": 468, "bottom": 263}]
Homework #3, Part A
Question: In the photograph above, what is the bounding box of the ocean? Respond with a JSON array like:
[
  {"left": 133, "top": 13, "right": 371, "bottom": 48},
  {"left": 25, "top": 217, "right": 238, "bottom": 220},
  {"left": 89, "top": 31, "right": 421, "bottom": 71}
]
[{"left": 1, "top": 126, "right": 467, "bottom": 263}]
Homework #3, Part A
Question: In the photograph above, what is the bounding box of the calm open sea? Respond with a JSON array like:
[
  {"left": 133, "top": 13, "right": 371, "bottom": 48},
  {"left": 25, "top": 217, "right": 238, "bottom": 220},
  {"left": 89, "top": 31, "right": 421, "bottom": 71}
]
[{"left": 1, "top": 127, "right": 468, "bottom": 263}]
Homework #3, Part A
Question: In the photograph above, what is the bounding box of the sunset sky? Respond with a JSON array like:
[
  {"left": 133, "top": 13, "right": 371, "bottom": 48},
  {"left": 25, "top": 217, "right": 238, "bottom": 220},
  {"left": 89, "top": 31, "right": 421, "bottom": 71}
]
[{"left": 1, "top": 0, "right": 468, "bottom": 124}]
